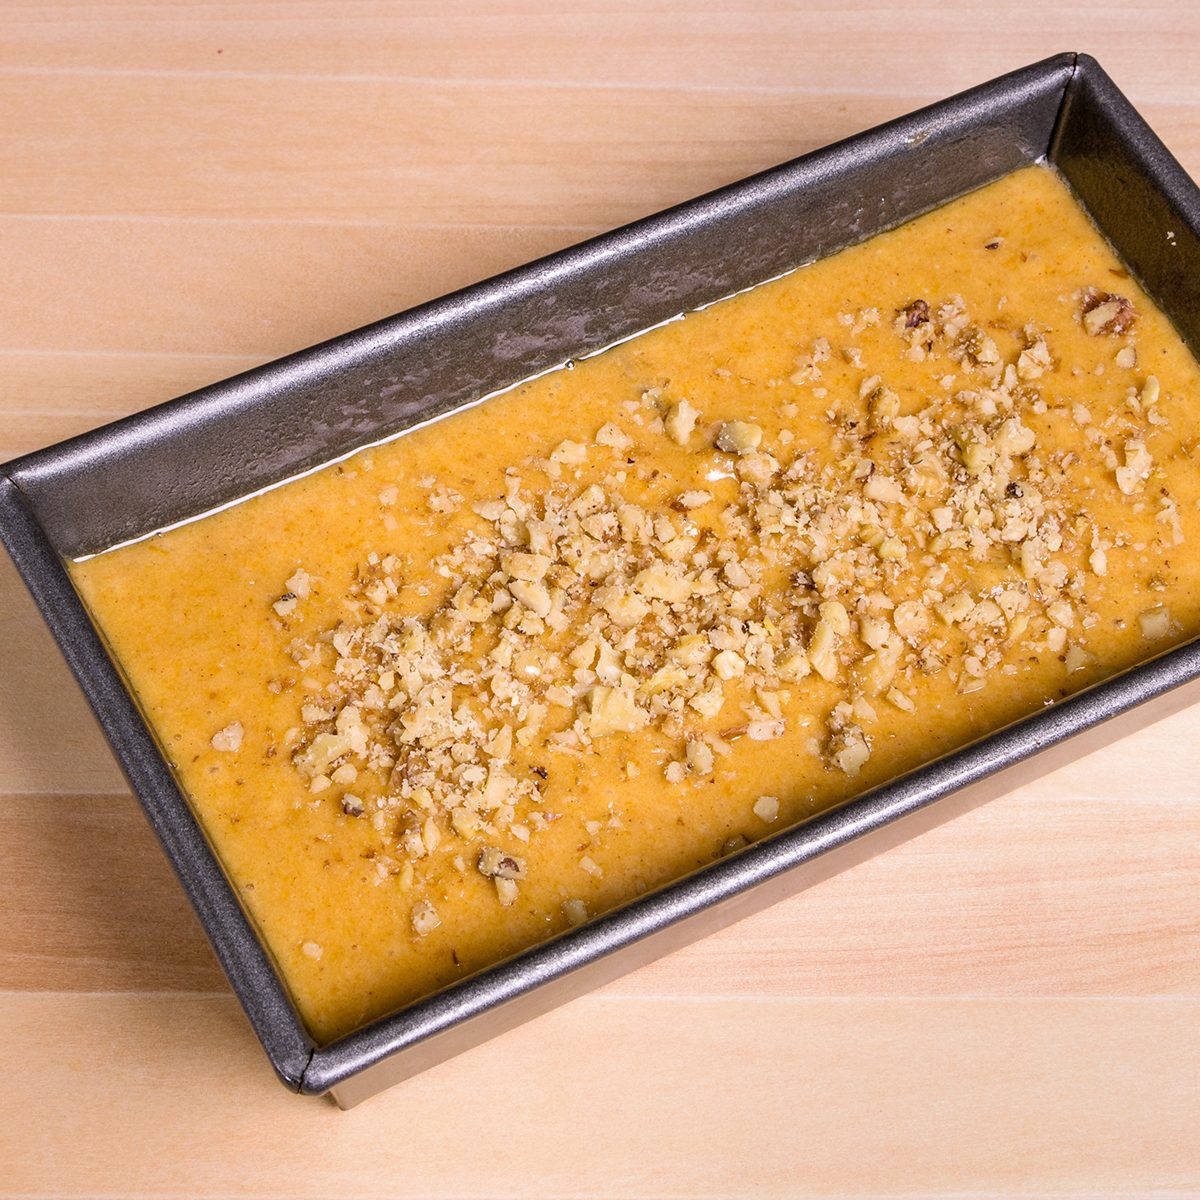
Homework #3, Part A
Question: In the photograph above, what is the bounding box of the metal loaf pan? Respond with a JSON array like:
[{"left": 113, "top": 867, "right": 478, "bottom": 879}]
[{"left": 3, "top": 53, "right": 1199, "bottom": 1108}]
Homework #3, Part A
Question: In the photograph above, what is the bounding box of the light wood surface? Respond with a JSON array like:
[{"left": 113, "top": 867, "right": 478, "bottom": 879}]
[{"left": 2, "top": 3, "right": 1198, "bottom": 1195}]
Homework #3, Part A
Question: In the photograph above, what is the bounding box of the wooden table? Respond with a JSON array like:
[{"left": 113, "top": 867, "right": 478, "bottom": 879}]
[{"left": 3, "top": 4, "right": 1198, "bottom": 1195}]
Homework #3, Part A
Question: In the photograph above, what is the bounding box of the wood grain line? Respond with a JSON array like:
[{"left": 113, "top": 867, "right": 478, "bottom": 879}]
[{"left": 2, "top": 993, "right": 1197, "bottom": 1196}]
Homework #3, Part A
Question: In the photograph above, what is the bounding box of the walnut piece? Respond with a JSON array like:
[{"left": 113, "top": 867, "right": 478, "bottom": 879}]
[
  {"left": 210, "top": 722, "right": 244, "bottom": 753},
  {"left": 752, "top": 795, "right": 780, "bottom": 822},
  {"left": 1081, "top": 289, "right": 1137, "bottom": 336},
  {"left": 478, "top": 846, "right": 526, "bottom": 880},
  {"left": 411, "top": 901, "right": 441, "bottom": 937},
  {"left": 664, "top": 400, "right": 699, "bottom": 445},
  {"left": 714, "top": 421, "right": 763, "bottom": 455}
]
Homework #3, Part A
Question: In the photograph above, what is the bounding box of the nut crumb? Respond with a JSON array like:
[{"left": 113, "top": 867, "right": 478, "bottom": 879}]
[
  {"left": 1138, "top": 607, "right": 1171, "bottom": 639},
  {"left": 411, "top": 900, "right": 441, "bottom": 937},
  {"left": 664, "top": 400, "right": 699, "bottom": 445},
  {"left": 211, "top": 722, "right": 244, "bottom": 753},
  {"left": 1081, "top": 289, "right": 1137, "bottom": 336},
  {"left": 752, "top": 795, "right": 780, "bottom": 823},
  {"left": 714, "top": 421, "right": 763, "bottom": 455}
]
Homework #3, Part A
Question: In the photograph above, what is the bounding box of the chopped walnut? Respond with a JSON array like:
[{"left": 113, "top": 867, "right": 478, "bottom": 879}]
[
  {"left": 595, "top": 422, "right": 632, "bottom": 451},
  {"left": 807, "top": 619, "right": 839, "bottom": 681},
  {"left": 685, "top": 737, "right": 716, "bottom": 776},
  {"left": 1081, "top": 289, "right": 1137, "bottom": 336},
  {"left": 285, "top": 569, "right": 311, "bottom": 599},
  {"left": 267, "top": 274, "right": 1185, "bottom": 928},
  {"left": 211, "top": 722, "right": 244, "bottom": 753},
  {"left": 1115, "top": 440, "right": 1153, "bottom": 495},
  {"left": 587, "top": 685, "right": 648, "bottom": 736},
  {"left": 411, "top": 900, "right": 441, "bottom": 937},
  {"left": 510, "top": 578, "right": 552, "bottom": 617},
  {"left": 1138, "top": 607, "right": 1171, "bottom": 639},
  {"left": 664, "top": 400, "right": 699, "bottom": 445},
  {"left": 478, "top": 846, "right": 526, "bottom": 880},
  {"left": 551, "top": 439, "right": 588, "bottom": 466},
  {"left": 752, "top": 795, "right": 780, "bottom": 822},
  {"left": 829, "top": 722, "right": 870, "bottom": 777},
  {"left": 714, "top": 421, "right": 763, "bottom": 455}
]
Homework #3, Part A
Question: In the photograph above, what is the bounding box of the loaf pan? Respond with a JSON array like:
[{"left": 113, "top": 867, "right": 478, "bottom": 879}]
[{"left": 3, "top": 52, "right": 1199, "bottom": 1108}]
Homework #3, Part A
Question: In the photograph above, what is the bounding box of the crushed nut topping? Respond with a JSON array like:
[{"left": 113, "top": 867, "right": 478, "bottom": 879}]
[{"left": 251, "top": 281, "right": 1184, "bottom": 930}]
